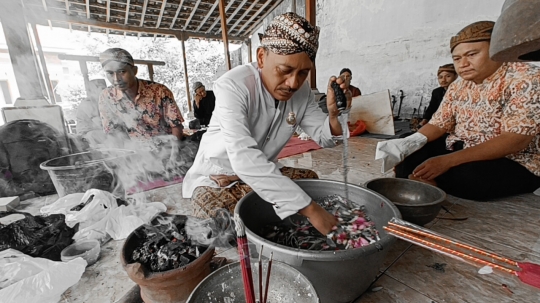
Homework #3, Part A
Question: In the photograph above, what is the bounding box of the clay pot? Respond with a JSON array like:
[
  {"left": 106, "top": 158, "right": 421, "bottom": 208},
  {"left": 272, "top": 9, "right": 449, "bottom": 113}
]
[{"left": 120, "top": 215, "right": 215, "bottom": 303}]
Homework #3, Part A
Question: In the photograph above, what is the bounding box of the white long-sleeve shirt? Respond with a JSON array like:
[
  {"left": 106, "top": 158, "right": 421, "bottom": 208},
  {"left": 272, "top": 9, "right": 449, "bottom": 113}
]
[{"left": 182, "top": 62, "right": 344, "bottom": 219}]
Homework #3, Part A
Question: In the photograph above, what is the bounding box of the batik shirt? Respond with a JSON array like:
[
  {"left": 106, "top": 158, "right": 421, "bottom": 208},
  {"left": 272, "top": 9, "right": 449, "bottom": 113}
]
[
  {"left": 98, "top": 79, "right": 184, "bottom": 141},
  {"left": 429, "top": 62, "right": 540, "bottom": 176}
]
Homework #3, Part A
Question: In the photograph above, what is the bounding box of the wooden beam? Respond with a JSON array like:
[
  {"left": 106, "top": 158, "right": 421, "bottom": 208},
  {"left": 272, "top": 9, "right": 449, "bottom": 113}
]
[
  {"left": 305, "top": 0, "right": 316, "bottom": 89},
  {"left": 169, "top": 0, "right": 185, "bottom": 29},
  {"left": 36, "top": 10, "right": 247, "bottom": 41},
  {"left": 148, "top": 64, "right": 155, "bottom": 82},
  {"left": 138, "top": 0, "right": 148, "bottom": 38},
  {"left": 106, "top": 0, "right": 110, "bottom": 36},
  {"left": 183, "top": 0, "right": 202, "bottom": 30},
  {"left": 215, "top": 0, "right": 247, "bottom": 34},
  {"left": 228, "top": 0, "right": 258, "bottom": 34},
  {"left": 31, "top": 23, "right": 56, "bottom": 103},
  {"left": 237, "top": 0, "right": 272, "bottom": 33},
  {"left": 205, "top": 0, "right": 234, "bottom": 33},
  {"left": 58, "top": 54, "right": 166, "bottom": 66},
  {"left": 180, "top": 33, "right": 192, "bottom": 112},
  {"left": 124, "top": 0, "right": 130, "bottom": 24},
  {"left": 218, "top": 0, "right": 231, "bottom": 70},
  {"left": 86, "top": 0, "right": 90, "bottom": 18},
  {"left": 247, "top": 38, "right": 252, "bottom": 62},
  {"left": 156, "top": 0, "right": 167, "bottom": 28},
  {"left": 195, "top": 0, "right": 219, "bottom": 32},
  {"left": 64, "top": 0, "right": 72, "bottom": 32}
]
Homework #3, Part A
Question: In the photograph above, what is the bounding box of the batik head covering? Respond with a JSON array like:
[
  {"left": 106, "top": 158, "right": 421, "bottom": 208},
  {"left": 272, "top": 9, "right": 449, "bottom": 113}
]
[
  {"left": 192, "top": 81, "right": 204, "bottom": 92},
  {"left": 437, "top": 64, "right": 456, "bottom": 75},
  {"left": 450, "top": 21, "right": 495, "bottom": 51},
  {"left": 99, "top": 48, "right": 135, "bottom": 67},
  {"left": 259, "top": 12, "right": 320, "bottom": 62}
]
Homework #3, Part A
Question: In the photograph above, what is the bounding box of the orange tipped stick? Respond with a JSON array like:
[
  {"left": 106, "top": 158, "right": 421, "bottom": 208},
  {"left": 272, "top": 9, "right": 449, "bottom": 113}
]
[
  {"left": 384, "top": 226, "right": 517, "bottom": 274},
  {"left": 389, "top": 221, "right": 518, "bottom": 268}
]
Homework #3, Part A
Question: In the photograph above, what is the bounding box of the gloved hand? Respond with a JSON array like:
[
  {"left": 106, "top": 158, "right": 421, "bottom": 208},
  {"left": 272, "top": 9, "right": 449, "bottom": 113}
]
[{"left": 375, "top": 132, "right": 428, "bottom": 173}]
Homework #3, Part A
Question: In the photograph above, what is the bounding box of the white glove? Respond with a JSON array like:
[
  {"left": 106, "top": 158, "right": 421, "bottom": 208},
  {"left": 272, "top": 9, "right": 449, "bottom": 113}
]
[{"left": 375, "top": 132, "right": 428, "bottom": 173}]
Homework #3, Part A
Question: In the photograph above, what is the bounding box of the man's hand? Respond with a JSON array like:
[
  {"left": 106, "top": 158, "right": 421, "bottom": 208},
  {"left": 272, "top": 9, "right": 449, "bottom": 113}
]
[
  {"left": 420, "top": 119, "right": 428, "bottom": 126},
  {"left": 194, "top": 94, "right": 202, "bottom": 107},
  {"left": 413, "top": 155, "right": 455, "bottom": 180},
  {"left": 326, "top": 76, "right": 352, "bottom": 118},
  {"left": 299, "top": 201, "right": 338, "bottom": 235}
]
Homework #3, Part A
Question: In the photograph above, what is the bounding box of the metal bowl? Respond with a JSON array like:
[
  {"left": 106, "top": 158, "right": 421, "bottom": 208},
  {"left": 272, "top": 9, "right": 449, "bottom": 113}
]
[{"left": 365, "top": 178, "right": 446, "bottom": 226}]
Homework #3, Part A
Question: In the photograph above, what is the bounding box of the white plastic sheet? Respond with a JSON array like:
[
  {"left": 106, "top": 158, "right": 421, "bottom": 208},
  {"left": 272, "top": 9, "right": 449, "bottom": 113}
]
[
  {"left": 42, "top": 189, "right": 167, "bottom": 243},
  {"left": 0, "top": 249, "right": 86, "bottom": 303}
]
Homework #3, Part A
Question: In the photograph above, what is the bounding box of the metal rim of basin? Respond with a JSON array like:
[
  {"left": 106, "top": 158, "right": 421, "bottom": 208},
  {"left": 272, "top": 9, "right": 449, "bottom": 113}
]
[
  {"left": 364, "top": 177, "right": 446, "bottom": 207},
  {"left": 40, "top": 148, "right": 136, "bottom": 170},
  {"left": 235, "top": 179, "right": 401, "bottom": 262}
]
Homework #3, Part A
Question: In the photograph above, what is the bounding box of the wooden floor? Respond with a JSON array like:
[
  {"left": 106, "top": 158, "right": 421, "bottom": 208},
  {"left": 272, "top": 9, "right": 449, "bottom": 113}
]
[{"left": 16, "top": 137, "right": 540, "bottom": 303}]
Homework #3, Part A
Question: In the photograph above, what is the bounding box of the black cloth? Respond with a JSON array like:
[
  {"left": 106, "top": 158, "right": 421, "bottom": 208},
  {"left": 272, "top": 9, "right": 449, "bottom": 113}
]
[
  {"left": 422, "top": 87, "right": 446, "bottom": 121},
  {"left": 193, "top": 90, "right": 216, "bottom": 126},
  {"left": 395, "top": 135, "right": 540, "bottom": 200}
]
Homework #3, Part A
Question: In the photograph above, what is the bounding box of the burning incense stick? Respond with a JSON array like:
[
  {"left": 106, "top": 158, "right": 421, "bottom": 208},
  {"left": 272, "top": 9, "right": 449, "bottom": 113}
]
[
  {"left": 384, "top": 226, "right": 516, "bottom": 274},
  {"left": 262, "top": 251, "right": 273, "bottom": 303},
  {"left": 389, "top": 221, "right": 518, "bottom": 268},
  {"left": 258, "top": 246, "right": 264, "bottom": 303},
  {"left": 234, "top": 214, "right": 256, "bottom": 303}
]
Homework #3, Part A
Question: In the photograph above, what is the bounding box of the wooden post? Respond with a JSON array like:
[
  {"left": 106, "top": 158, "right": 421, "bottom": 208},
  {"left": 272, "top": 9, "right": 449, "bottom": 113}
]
[
  {"left": 247, "top": 38, "right": 252, "bottom": 63},
  {"left": 218, "top": 0, "right": 232, "bottom": 70},
  {"left": 148, "top": 64, "right": 155, "bottom": 82},
  {"left": 305, "top": 0, "right": 316, "bottom": 89},
  {"left": 78, "top": 60, "right": 91, "bottom": 94},
  {"left": 180, "top": 34, "right": 192, "bottom": 112},
  {"left": 31, "top": 23, "right": 56, "bottom": 104},
  {"left": 0, "top": 0, "right": 45, "bottom": 100}
]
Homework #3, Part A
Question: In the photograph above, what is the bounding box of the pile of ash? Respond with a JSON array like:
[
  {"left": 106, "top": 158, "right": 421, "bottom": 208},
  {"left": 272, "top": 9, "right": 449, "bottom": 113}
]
[{"left": 260, "top": 194, "right": 381, "bottom": 251}]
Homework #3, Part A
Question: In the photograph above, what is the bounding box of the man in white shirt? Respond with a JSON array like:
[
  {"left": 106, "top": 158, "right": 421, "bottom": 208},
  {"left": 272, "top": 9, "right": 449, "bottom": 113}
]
[{"left": 182, "top": 12, "right": 351, "bottom": 235}]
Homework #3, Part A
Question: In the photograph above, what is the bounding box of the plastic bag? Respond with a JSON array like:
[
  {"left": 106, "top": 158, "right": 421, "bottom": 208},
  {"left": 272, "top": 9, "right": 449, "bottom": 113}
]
[
  {"left": 0, "top": 249, "right": 86, "bottom": 303},
  {"left": 64, "top": 189, "right": 118, "bottom": 229},
  {"left": 0, "top": 212, "right": 75, "bottom": 261},
  {"left": 40, "top": 193, "right": 85, "bottom": 215}
]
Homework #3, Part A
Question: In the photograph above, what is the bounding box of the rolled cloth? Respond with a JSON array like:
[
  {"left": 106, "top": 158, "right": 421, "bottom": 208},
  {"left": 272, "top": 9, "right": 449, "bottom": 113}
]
[
  {"left": 99, "top": 48, "right": 135, "bottom": 67},
  {"left": 450, "top": 21, "right": 495, "bottom": 51},
  {"left": 259, "top": 12, "right": 320, "bottom": 62},
  {"left": 437, "top": 64, "right": 456, "bottom": 75}
]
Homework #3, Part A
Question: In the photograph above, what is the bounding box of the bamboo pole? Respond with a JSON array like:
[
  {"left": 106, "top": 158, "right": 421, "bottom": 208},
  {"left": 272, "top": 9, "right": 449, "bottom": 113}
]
[{"left": 218, "top": 0, "right": 232, "bottom": 70}]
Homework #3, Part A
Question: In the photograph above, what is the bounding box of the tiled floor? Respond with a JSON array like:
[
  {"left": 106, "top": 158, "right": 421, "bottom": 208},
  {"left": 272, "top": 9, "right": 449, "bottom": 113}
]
[{"left": 15, "top": 137, "right": 540, "bottom": 302}]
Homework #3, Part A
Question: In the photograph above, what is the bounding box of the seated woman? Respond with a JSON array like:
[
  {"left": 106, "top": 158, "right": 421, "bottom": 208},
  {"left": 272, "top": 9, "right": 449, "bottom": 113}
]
[{"left": 420, "top": 64, "right": 457, "bottom": 126}]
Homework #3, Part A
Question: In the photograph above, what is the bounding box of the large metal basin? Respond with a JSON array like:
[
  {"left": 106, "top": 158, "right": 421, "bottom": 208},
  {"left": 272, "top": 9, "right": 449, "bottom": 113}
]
[
  {"left": 187, "top": 261, "right": 319, "bottom": 303},
  {"left": 234, "top": 179, "right": 401, "bottom": 303}
]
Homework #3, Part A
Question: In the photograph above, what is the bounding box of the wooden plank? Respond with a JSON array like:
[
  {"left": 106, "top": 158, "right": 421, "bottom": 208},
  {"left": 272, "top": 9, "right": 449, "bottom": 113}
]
[
  {"left": 227, "top": 0, "right": 257, "bottom": 34},
  {"left": 235, "top": 0, "right": 271, "bottom": 35},
  {"left": 243, "top": 0, "right": 283, "bottom": 36},
  {"left": 195, "top": 0, "right": 219, "bottom": 32},
  {"left": 58, "top": 54, "right": 166, "bottom": 66},
  {"left": 183, "top": 0, "right": 202, "bottom": 30},
  {"left": 64, "top": 0, "right": 72, "bottom": 31},
  {"left": 156, "top": 0, "right": 167, "bottom": 28},
  {"left": 348, "top": 91, "right": 395, "bottom": 136},
  {"left": 180, "top": 33, "right": 192, "bottom": 112},
  {"left": 215, "top": 0, "right": 247, "bottom": 34},
  {"left": 106, "top": 0, "right": 110, "bottom": 36},
  {"left": 137, "top": 0, "right": 148, "bottom": 38},
  {"left": 218, "top": 0, "right": 231, "bottom": 70},
  {"left": 124, "top": 0, "right": 130, "bottom": 24},
  {"left": 170, "top": 0, "right": 185, "bottom": 29},
  {"left": 31, "top": 23, "right": 56, "bottom": 104},
  {"left": 205, "top": 0, "right": 234, "bottom": 33},
  {"left": 86, "top": 0, "right": 90, "bottom": 18},
  {"left": 305, "top": 0, "right": 316, "bottom": 88}
]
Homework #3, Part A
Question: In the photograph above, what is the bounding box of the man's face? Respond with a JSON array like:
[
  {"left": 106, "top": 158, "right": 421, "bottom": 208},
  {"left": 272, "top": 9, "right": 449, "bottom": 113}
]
[
  {"left": 452, "top": 41, "right": 502, "bottom": 84},
  {"left": 103, "top": 61, "right": 138, "bottom": 92},
  {"left": 196, "top": 86, "right": 207, "bottom": 98},
  {"left": 257, "top": 48, "right": 313, "bottom": 101},
  {"left": 340, "top": 71, "right": 352, "bottom": 86},
  {"left": 437, "top": 71, "right": 457, "bottom": 89}
]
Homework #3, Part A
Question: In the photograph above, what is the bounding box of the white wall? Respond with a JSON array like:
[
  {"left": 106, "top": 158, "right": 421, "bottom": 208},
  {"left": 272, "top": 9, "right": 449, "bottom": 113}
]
[{"left": 315, "top": 0, "right": 505, "bottom": 115}]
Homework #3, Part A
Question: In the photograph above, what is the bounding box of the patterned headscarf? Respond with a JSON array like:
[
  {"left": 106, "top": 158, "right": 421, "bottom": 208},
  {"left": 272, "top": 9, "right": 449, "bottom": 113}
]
[
  {"left": 437, "top": 64, "right": 456, "bottom": 75},
  {"left": 99, "top": 48, "right": 135, "bottom": 67},
  {"left": 259, "top": 12, "right": 320, "bottom": 62},
  {"left": 450, "top": 21, "right": 495, "bottom": 52}
]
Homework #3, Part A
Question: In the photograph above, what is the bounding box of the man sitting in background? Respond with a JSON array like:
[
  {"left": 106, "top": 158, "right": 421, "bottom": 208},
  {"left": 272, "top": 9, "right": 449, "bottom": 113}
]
[
  {"left": 339, "top": 68, "right": 361, "bottom": 97},
  {"left": 192, "top": 81, "right": 216, "bottom": 127},
  {"left": 76, "top": 79, "right": 107, "bottom": 148},
  {"left": 376, "top": 21, "right": 540, "bottom": 200},
  {"left": 420, "top": 64, "right": 458, "bottom": 126},
  {"left": 98, "top": 48, "right": 184, "bottom": 148}
]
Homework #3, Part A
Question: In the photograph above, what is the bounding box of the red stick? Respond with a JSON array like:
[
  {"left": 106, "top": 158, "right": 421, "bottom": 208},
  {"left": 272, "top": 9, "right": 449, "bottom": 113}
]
[
  {"left": 263, "top": 252, "right": 273, "bottom": 303},
  {"left": 235, "top": 215, "right": 255, "bottom": 303}
]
